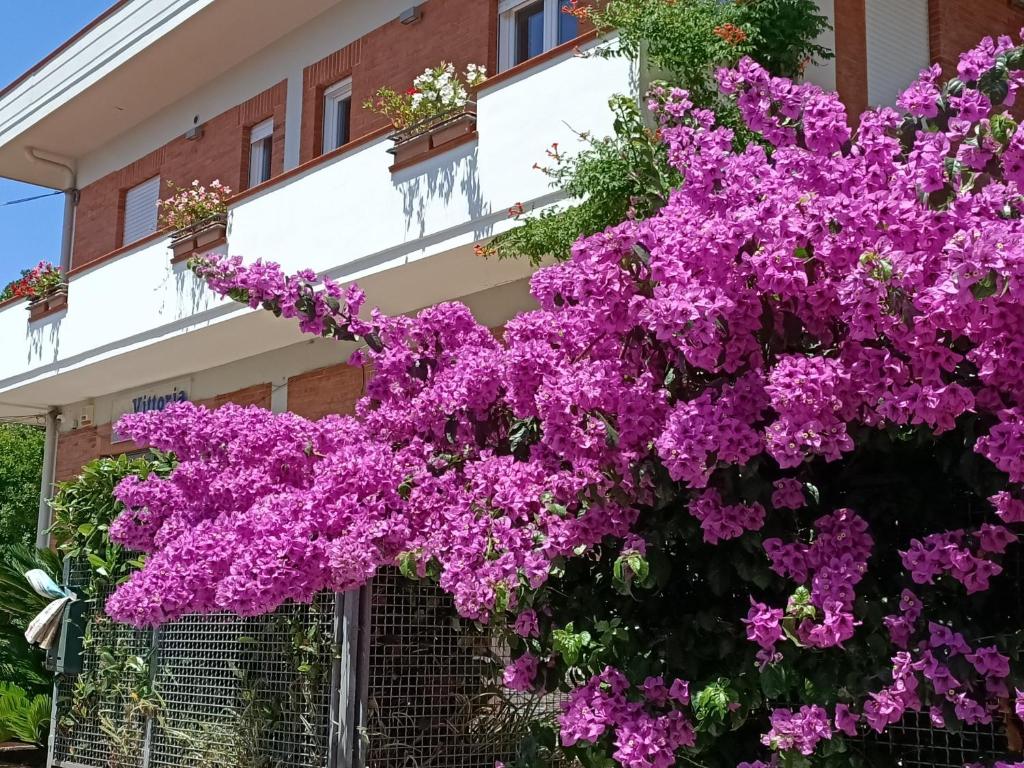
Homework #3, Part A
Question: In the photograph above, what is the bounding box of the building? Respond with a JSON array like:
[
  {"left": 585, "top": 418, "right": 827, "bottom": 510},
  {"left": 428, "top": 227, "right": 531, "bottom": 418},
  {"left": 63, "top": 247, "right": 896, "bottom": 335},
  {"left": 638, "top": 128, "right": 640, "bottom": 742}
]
[{"left": 0, "top": 1, "right": 1019, "bottom": 767}]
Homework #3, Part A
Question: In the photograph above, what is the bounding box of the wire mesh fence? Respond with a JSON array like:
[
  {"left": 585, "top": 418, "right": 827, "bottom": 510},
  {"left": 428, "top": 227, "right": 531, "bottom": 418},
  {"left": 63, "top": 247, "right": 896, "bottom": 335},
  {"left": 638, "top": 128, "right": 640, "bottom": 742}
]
[
  {"left": 51, "top": 558, "right": 153, "bottom": 768},
  {"left": 50, "top": 560, "right": 1019, "bottom": 768},
  {"left": 50, "top": 555, "right": 336, "bottom": 768},
  {"left": 855, "top": 710, "right": 1011, "bottom": 767},
  {"left": 363, "top": 570, "right": 565, "bottom": 768},
  {"left": 146, "top": 593, "right": 336, "bottom": 768}
]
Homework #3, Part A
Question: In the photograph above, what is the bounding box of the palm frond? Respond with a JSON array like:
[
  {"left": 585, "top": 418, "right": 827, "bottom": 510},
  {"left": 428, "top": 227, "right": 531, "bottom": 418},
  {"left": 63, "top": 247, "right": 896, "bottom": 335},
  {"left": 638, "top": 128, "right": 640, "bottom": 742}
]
[
  {"left": 0, "top": 681, "right": 52, "bottom": 745},
  {"left": 0, "top": 543, "right": 62, "bottom": 627}
]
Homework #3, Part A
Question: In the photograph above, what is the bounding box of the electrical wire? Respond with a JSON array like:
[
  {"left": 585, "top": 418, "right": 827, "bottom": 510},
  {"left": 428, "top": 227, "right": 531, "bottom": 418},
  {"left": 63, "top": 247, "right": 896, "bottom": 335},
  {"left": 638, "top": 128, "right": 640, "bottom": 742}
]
[{"left": 0, "top": 189, "right": 63, "bottom": 207}]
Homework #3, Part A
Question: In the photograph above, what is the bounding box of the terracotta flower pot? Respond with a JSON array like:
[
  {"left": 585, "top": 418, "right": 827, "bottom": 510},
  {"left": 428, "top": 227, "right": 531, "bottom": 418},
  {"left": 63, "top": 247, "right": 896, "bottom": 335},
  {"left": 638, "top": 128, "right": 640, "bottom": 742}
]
[
  {"left": 430, "top": 113, "right": 477, "bottom": 150},
  {"left": 195, "top": 219, "right": 227, "bottom": 249},
  {"left": 170, "top": 213, "right": 228, "bottom": 264},
  {"left": 388, "top": 103, "right": 478, "bottom": 170},
  {"left": 391, "top": 132, "right": 432, "bottom": 166},
  {"left": 27, "top": 285, "right": 68, "bottom": 322},
  {"left": 27, "top": 298, "right": 47, "bottom": 322},
  {"left": 170, "top": 234, "right": 197, "bottom": 261},
  {"left": 46, "top": 290, "right": 67, "bottom": 312}
]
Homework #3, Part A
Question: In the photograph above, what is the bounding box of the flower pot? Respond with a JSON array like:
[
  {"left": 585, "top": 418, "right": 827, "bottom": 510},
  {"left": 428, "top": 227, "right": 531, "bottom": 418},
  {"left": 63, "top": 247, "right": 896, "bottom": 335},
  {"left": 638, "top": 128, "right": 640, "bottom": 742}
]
[
  {"left": 27, "top": 286, "right": 68, "bottom": 322},
  {"left": 170, "top": 214, "right": 228, "bottom": 264},
  {"left": 170, "top": 234, "right": 197, "bottom": 261},
  {"left": 391, "top": 132, "right": 433, "bottom": 166},
  {"left": 46, "top": 289, "right": 67, "bottom": 312},
  {"left": 27, "top": 298, "right": 47, "bottom": 322},
  {"left": 388, "top": 102, "right": 478, "bottom": 170},
  {"left": 195, "top": 218, "right": 228, "bottom": 249},
  {"left": 430, "top": 113, "right": 477, "bottom": 150},
  {"left": 0, "top": 741, "right": 46, "bottom": 767}
]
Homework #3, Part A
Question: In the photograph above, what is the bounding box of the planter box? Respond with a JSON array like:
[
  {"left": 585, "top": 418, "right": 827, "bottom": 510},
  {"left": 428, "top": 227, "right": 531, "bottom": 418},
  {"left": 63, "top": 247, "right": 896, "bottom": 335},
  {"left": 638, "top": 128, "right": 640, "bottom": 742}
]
[
  {"left": 170, "top": 233, "right": 196, "bottom": 261},
  {"left": 391, "top": 131, "right": 433, "bottom": 166},
  {"left": 26, "top": 286, "right": 68, "bottom": 322},
  {"left": 429, "top": 112, "right": 476, "bottom": 150},
  {"left": 388, "top": 103, "right": 477, "bottom": 169},
  {"left": 170, "top": 214, "right": 228, "bottom": 264}
]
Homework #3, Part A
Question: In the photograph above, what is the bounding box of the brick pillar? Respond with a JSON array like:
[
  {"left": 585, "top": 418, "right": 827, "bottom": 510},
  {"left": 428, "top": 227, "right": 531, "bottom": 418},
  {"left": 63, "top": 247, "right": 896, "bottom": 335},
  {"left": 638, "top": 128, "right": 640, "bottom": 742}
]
[{"left": 835, "top": 0, "right": 868, "bottom": 123}]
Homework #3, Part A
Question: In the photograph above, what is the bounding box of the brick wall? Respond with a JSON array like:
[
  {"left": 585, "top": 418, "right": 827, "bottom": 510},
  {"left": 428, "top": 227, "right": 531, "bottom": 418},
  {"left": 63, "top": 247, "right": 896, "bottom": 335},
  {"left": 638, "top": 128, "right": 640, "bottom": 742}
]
[
  {"left": 72, "top": 81, "right": 287, "bottom": 270},
  {"left": 54, "top": 383, "right": 272, "bottom": 481},
  {"left": 928, "top": 0, "right": 1024, "bottom": 76},
  {"left": 300, "top": 0, "right": 498, "bottom": 162}
]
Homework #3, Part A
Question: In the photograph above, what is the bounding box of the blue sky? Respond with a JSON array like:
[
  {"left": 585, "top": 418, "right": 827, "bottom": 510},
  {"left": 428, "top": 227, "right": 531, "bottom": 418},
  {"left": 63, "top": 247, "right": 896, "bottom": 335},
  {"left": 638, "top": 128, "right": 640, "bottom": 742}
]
[{"left": 0, "top": 1, "right": 113, "bottom": 288}]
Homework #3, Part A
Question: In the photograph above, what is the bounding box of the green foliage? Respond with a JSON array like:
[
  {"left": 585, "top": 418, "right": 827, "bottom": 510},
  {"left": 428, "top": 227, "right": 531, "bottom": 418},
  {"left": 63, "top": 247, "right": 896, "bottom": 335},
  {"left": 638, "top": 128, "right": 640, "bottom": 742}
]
[
  {"left": 598, "top": 0, "right": 831, "bottom": 87},
  {"left": 51, "top": 453, "right": 172, "bottom": 760},
  {"left": 0, "top": 682, "right": 51, "bottom": 745},
  {"left": 0, "top": 544, "right": 61, "bottom": 693},
  {"left": 488, "top": 0, "right": 832, "bottom": 264},
  {"left": 0, "top": 423, "right": 44, "bottom": 551},
  {"left": 50, "top": 452, "right": 174, "bottom": 594}
]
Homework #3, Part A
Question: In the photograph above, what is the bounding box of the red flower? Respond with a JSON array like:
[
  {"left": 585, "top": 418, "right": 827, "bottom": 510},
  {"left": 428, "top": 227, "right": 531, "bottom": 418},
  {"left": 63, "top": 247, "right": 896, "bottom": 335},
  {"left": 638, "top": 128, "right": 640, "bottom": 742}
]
[
  {"left": 406, "top": 87, "right": 421, "bottom": 96},
  {"left": 713, "top": 23, "right": 748, "bottom": 45},
  {"left": 562, "top": 0, "right": 589, "bottom": 19}
]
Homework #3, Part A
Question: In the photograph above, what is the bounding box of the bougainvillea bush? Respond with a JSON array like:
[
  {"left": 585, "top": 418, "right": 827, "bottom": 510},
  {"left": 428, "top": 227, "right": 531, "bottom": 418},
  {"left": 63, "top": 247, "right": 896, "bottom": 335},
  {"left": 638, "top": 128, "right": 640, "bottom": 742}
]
[{"left": 105, "top": 35, "right": 1024, "bottom": 768}]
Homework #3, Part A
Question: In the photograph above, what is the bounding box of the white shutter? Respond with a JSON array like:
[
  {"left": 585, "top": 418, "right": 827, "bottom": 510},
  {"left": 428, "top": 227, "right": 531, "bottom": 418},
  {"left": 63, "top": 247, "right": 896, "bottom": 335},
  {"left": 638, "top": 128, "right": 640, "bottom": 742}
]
[
  {"left": 865, "top": 0, "right": 930, "bottom": 108},
  {"left": 122, "top": 175, "right": 160, "bottom": 246}
]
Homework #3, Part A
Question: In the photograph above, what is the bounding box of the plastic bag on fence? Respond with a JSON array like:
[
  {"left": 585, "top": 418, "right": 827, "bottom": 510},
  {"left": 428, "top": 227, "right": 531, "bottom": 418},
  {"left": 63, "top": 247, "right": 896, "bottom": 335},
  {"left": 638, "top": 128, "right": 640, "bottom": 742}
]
[{"left": 23, "top": 568, "right": 76, "bottom": 651}]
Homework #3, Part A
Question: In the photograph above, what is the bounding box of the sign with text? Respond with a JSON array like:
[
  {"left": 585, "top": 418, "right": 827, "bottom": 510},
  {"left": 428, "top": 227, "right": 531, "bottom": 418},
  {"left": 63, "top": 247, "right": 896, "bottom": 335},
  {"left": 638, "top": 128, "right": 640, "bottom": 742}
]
[{"left": 110, "top": 380, "right": 191, "bottom": 444}]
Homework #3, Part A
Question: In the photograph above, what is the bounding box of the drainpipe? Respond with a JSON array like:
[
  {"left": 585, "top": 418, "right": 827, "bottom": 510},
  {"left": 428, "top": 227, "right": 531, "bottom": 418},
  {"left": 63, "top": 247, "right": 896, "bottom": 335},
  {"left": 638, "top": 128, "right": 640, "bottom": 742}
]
[
  {"left": 35, "top": 408, "right": 59, "bottom": 550},
  {"left": 25, "top": 147, "right": 77, "bottom": 272},
  {"left": 24, "top": 147, "right": 75, "bottom": 550}
]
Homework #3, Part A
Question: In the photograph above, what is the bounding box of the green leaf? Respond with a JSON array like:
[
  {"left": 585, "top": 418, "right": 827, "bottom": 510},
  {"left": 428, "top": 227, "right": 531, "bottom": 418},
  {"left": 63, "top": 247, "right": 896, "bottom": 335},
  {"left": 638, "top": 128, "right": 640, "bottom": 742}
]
[
  {"left": 970, "top": 269, "right": 999, "bottom": 300},
  {"left": 552, "top": 624, "right": 590, "bottom": 666},
  {"left": 693, "top": 680, "right": 732, "bottom": 722}
]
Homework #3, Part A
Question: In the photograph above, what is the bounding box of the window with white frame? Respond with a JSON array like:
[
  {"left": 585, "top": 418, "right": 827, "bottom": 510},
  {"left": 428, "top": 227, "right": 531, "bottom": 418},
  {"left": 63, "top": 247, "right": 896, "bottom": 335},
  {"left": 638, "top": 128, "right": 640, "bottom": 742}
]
[
  {"left": 122, "top": 175, "right": 160, "bottom": 246},
  {"left": 498, "top": 0, "right": 578, "bottom": 71},
  {"left": 322, "top": 78, "right": 353, "bottom": 154},
  {"left": 248, "top": 118, "right": 274, "bottom": 188}
]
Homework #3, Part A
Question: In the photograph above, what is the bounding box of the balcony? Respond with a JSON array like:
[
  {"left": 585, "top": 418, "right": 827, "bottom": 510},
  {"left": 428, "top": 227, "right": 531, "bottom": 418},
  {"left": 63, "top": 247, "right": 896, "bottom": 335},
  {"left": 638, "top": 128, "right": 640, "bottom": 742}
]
[{"left": 0, "top": 41, "right": 631, "bottom": 417}]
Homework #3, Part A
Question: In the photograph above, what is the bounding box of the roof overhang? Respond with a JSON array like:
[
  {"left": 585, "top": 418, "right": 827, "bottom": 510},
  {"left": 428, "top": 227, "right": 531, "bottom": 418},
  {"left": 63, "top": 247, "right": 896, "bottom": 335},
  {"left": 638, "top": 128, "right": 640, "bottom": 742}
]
[{"left": 0, "top": 0, "right": 339, "bottom": 189}]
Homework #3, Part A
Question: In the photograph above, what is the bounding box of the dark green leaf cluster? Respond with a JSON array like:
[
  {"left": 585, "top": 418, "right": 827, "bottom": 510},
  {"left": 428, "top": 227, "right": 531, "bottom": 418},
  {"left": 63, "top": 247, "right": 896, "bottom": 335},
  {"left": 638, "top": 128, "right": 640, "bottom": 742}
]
[
  {"left": 489, "top": 0, "right": 832, "bottom": 265},
  {"left": 502, "top": 424, "right": 1022, "bottom": 767}
]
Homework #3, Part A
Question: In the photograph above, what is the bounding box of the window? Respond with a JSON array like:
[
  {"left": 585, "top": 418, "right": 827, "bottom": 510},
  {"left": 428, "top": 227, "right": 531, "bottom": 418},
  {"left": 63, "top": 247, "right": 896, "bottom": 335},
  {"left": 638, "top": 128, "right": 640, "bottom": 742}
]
[
  {"left": 248, "top": 118, "right": 274, "bottom": 188},
  {"left": 499, "top": 0, "right": 579, "bottom": 71},
  {"left": 322, "top": 78, "right": 353, "bottom": 154},
  {"left": 122, "top": 175, "right": 160, "bottom": 246}
]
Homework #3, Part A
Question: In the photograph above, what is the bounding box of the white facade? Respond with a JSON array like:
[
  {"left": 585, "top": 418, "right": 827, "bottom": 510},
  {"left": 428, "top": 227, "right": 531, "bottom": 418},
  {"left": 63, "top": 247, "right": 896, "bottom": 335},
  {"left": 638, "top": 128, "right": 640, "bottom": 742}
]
[{"left": 0, "top": 18, "right": 629, "bottom": 426}]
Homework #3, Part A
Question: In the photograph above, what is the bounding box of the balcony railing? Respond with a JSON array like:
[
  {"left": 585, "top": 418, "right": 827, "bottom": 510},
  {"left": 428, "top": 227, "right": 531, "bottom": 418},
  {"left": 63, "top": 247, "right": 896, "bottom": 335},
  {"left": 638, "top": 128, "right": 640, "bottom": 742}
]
[{"left": 0, "top": 38, "right": 628, "bottom": 405}]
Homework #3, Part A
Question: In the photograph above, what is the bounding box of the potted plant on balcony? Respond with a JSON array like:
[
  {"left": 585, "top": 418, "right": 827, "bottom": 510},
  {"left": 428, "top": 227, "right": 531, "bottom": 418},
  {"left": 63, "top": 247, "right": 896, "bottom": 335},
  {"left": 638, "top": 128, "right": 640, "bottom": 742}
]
[
  {"left": 365, "top": 62, "right": 486, "bottom": 167},
  {"left": 10, "top": 262, "right": 67, "bottom": 322},
  {"left": 160, "top": 180, "right": 232, "bottom": 264}
]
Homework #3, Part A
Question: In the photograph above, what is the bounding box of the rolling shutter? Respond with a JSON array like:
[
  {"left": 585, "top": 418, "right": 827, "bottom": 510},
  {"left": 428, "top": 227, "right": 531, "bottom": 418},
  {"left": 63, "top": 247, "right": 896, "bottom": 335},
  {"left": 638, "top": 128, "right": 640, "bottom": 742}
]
[
  {"left": 122, "top": 175, "right": 160, "bottom": 246},
  {"left": 865, "top": 0, "right": 929, "bottom": 108}
]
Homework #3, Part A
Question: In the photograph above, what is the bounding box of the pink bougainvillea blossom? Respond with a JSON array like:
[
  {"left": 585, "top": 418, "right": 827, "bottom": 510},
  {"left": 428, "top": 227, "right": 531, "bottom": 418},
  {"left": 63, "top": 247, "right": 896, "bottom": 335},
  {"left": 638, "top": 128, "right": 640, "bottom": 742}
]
[{"left": 102, "top": 32, "right": 1024, "bottom": 768}]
